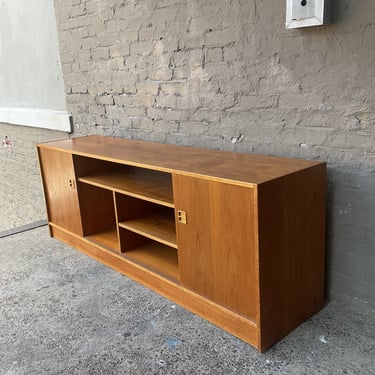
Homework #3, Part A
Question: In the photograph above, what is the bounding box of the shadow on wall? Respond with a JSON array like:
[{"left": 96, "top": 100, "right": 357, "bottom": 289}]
[
  {"left": 325, "top": 166, "right": 375, "bottom": 306},
  {"left": 330, "top": 0, "right": 355, "bottom": 24}
]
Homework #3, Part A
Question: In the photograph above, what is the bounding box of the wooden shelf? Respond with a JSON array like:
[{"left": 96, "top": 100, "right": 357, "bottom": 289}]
[
  {"left": 79, "top": 169, "right": 173, "bottom": 207},
  {"left": 86, "top": 228, "right": 119, "bottom": 251},
  {"left": 119, "top": 213, "right": 177, "bottom": 249},
  {"left": 123, "top": 242, "right": 179, "bottom": 282}
]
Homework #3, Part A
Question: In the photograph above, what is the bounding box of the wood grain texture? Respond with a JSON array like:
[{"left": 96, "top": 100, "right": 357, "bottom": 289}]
[
  {"left": 79, "top": 168, "right": 174, "bottom": 207},
  {"left": 119, "top": 212, "right": 177, "bottom": 249},
  {"left": 115, "top": 195, "right": 176, "bottom": 249},
  {"left": 38, "top": 136, "right": 326, "bottom": 352},
  {"left": 38, "top": 147, "right": 83, "bottom": 235},
  {"left": 73, "top": 154, "right": 120, "bottom": 178},
  {"left": 38, "top": 135, "right": 323, "bottom": 186},
  {"left": 77, "top": 183, "right": 117, "bottom": 237},
  {"left": 115, "top": 193, "right": 154, "bottom": 223},
  {"left": 173, "top": 174, "right": 259, "bottom": 321},
  {"left": 86, "top": 228, "right": 119, "bottom": 252},
  {"left": 123, "top": 241, "right": 179, "bottom": 282},
  {"left": 257, "top": 164, "right": 326, "bottom": 351}
]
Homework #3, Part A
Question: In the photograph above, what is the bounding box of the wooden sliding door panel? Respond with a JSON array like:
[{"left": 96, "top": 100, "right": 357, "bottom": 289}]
[
  {"left": 38, "top": 147, "right": 83, "bottom": 235},
  {"left": 173, "top": 175, "right": 258, "bottom": 320}
]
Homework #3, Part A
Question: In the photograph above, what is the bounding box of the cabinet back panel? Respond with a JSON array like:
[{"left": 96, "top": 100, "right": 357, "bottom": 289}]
[{"left": 74, "top": 155, "right": 122, "bottom": 178}]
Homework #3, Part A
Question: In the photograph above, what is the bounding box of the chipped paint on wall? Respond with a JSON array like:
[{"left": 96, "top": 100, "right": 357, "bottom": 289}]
[{"left": 3, "top": 135, "right": 13, "bottom": 152}]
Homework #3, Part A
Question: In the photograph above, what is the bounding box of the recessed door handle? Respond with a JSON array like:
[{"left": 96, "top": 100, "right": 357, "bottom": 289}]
[{"left": 177, "top": 210, "right": 187, "bottom": 224}]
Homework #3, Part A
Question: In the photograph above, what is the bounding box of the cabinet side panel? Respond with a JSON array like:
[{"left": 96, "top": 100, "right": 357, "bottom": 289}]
[
  {"left": 38, "top": 147, "right": 83, "bottom": 236},
  {"left": 173, "top": 174, "right": 259, "bottom": 321},
  {"left": 258, "top": 164, "right": 326, "bottom": 351}
]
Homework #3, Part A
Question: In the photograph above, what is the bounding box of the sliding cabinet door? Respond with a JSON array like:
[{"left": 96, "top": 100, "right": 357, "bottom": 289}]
[
  {"left": 38, "top": 147, "right": 83, "bottom": 235},
  {"left": 173, "top": 175, "right": 259, "bottom": 320}
]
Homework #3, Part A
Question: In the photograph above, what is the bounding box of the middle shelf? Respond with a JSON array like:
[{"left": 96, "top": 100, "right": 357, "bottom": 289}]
[
  {"left": 118, "top": 212, "right": 177, "bottom": 249},
  {"left": 78, "top": 167, "right": 174, "bottom": 207}
]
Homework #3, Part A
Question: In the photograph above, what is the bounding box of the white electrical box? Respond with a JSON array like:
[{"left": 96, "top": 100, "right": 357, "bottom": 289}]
[{"left": 286, "top": 0, "right": 330, "bottom": 29}]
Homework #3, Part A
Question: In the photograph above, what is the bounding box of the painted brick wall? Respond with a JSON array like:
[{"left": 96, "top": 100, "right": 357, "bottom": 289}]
[
  {"left": 53, "top": 0, "right": 375, "bottom": 306},
  {"left": 0, "top": 123, "right": 68, "bottom": 232}
]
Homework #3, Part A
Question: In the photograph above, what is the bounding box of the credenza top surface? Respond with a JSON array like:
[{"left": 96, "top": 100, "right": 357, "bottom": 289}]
[{"left": 38, "top": 135, "right": 325, "bottom": 186}]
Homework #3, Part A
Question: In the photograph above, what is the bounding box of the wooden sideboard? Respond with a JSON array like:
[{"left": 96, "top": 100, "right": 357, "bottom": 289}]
[{"left": 37, "top": 135, "right": 326, "bottom": 351}]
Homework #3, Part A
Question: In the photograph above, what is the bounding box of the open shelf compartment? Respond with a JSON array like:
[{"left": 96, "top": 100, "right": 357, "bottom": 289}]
[
  {"left": 119, "top": 214, "right": 177, "bottom": 249},
  {"left": 77, "top": 183, "right": 120, "bottom": 252},
  {"left": 116, "top": 194, "right": 177, "bottom": 249},
  {"left": 85, "top": 228, "right": 119, "bottom": 251},
  {"left": 75, "top": 157, "right": 174, "bottom": 208},
  {"left": 119, "top": 229, "right": 179, "bottom": 282}
]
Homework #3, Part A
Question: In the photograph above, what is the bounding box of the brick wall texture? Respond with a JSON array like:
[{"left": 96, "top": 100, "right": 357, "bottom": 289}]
[
  {"left": 54, "top": 0, "right": 375, "bottom": 168},
  {"left": 17, "top": 0, "right": 371, "bottom": 305},
  {"left": 0, "top": 123, "right": 68, "bottom": 232}
]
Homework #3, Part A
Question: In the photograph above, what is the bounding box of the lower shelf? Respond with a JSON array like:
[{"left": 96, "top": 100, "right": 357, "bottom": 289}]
[
  {"left": 123, "top": 242, "right": 179, "bottom": 283},
  {"left": 84, "top": 227, "right": 179, "bottom": 283},
  {"left": 86, "top": 228, "right": 119, "bottom": 251}
]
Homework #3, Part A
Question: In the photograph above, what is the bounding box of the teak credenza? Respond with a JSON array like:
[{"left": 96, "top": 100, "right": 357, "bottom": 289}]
[{"left": 37, "top": 135, "right": 326, "bottom": 351}]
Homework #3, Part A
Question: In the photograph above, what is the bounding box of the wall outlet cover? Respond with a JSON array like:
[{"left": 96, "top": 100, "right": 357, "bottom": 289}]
[{"left": 286, "top": 0, "right": 331, "bottom": 29}]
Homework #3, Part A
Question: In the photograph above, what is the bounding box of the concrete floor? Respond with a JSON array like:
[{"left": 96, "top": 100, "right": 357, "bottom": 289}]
[{"left": 0, "top": 226, "right": 374, "bottom": 375}]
